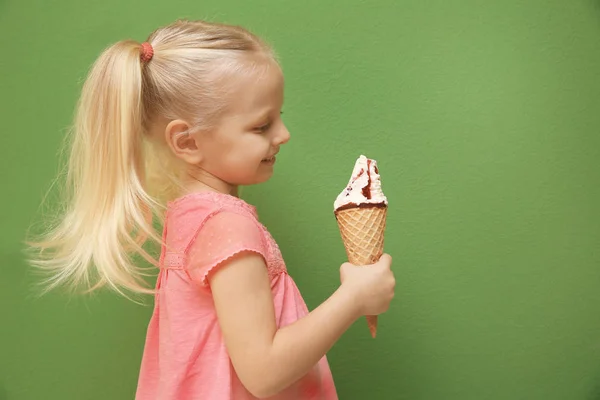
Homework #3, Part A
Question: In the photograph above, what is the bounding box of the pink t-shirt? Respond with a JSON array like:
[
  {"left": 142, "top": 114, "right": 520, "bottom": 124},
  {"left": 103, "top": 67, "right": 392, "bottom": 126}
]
[{"left": 135, "top": 192, "right": 338, "bottom": 400}]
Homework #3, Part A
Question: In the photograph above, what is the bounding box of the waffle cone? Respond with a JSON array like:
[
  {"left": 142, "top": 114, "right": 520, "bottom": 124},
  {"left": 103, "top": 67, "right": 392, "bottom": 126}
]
[{"left": 335, "top": 205, "right": 387, "bottom": 338}]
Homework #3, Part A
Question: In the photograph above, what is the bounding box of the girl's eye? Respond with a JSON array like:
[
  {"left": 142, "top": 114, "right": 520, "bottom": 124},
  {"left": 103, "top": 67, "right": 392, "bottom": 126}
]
[
  {"left": 254, "top": 111, "right": 283, "bottom": 132},
  {"left": 256, "top": 123, "right": 271, "bottom": 132}
]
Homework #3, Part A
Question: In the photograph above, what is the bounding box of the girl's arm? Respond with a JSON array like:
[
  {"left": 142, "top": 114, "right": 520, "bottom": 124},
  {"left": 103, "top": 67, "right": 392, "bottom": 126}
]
[{"left": 209, "top": 252, "right": 394, "bottom": 398}]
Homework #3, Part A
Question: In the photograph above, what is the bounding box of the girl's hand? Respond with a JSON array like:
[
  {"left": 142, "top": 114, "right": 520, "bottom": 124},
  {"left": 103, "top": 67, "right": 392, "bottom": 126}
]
[{"left": 339, "top": 254, "right": 396, "bottom": 316}]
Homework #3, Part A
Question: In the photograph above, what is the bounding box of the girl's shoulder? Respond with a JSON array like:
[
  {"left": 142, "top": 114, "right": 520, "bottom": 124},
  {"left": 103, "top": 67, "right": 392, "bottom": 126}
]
[
  {"left": 167, "top": 191, "right": 258, "bottom": 220},
  {"left": 164, "top": 191, "right": 263, "bottom": 247},
  {"left": 162, "top": 191, "right": 287, "bottom": 277}
]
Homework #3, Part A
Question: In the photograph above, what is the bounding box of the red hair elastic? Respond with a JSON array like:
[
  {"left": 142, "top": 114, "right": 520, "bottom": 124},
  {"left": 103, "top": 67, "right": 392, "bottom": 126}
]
[{"left": 140, "top": 42, "right": 154, "bottom": 63}]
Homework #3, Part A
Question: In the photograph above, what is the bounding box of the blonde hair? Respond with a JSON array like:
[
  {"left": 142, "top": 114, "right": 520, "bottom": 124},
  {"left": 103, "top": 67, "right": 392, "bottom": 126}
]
[{"left": 27, "top": 19, "right": 278, "bottom": 297}]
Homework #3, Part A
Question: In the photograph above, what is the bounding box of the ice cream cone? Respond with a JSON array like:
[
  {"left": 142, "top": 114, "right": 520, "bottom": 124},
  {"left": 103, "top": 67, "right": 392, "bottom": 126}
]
[
  {"left": 335, "top": 204, "right": 387, "bottom": 338},
  {"left": 334, "top": 155, "right": 389, "bottom": 338}
]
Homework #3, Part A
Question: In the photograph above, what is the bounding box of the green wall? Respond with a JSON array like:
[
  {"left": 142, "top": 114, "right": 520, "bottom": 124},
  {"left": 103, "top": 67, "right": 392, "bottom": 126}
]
[{"left": 2, "top": 0, "right": 600, "bottom": 399}]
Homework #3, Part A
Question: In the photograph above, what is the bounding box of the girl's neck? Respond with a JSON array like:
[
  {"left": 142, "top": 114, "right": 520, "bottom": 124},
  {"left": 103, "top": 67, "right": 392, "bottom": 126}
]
[{"left": 183, "top": 172, "right": 239, "bottom": 198}]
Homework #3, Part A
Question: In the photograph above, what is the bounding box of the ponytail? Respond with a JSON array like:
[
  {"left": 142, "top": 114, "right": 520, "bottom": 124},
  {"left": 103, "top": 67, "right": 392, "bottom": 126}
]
[{"left": 28, "top": 40, "right": 160, "bottom": 296}]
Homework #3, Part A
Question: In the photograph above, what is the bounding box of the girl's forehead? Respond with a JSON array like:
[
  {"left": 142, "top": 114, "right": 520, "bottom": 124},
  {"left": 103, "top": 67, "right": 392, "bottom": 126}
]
[{"left": 226, "top": 63, "right": 284, "bottom": 117}]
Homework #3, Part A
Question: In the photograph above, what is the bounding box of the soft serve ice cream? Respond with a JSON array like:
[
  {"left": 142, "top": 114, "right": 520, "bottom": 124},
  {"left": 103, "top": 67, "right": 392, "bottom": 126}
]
[{"left": 334, "top": 155, "right": 388, "bottom": 211}]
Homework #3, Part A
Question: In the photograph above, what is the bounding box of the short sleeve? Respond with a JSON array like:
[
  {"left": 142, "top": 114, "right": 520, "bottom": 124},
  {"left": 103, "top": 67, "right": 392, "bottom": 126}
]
[{"left": 186, "top": 211, "right": 268, "bottom": 287}]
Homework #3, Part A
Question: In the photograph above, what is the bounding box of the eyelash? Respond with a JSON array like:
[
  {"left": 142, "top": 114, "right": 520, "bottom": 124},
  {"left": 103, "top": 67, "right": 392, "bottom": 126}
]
[
  {"left": 257, "top": 123, "right": 271, "bottom": 132},
  {"left": 256, "top": 111, "right": 284, "bottom": 132}
]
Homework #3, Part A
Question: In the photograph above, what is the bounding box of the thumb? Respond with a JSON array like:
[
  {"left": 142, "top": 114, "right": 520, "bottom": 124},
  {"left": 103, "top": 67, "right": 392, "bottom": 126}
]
[{"left": 377, "top": 253, "right": 393, "bottom": 268}]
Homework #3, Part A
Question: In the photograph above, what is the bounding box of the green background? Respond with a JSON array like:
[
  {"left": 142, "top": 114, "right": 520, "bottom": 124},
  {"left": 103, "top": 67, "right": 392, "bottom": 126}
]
[{"left": 1, "top": 0, "right": 600, "bottom": 399}]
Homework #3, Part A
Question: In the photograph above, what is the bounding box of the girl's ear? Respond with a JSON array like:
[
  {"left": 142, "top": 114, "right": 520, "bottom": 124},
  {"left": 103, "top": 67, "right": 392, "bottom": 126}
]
[{"left": 164, "top": 119, "right": 203, "bottom": 164}]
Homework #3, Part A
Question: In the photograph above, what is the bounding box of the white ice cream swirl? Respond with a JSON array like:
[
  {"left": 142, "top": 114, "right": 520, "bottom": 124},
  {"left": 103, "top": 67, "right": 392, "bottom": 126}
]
[{"left": 334, "top": 155, "right": 388, "bottom": 211}]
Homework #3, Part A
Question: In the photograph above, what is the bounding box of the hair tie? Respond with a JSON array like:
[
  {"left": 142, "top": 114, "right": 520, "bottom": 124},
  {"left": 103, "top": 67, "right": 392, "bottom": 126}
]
[{"left": 140, "top": 42, "right": 154, "bottom": 63}]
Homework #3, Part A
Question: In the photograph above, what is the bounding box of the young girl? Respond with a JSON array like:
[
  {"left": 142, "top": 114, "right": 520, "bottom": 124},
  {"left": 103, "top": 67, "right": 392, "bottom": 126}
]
[{"left": 29, "top": 19, "right": 395, "bottom": 399}]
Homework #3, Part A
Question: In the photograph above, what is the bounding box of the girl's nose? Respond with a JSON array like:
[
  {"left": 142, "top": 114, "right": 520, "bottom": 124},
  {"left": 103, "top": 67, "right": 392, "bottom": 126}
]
[{"left": 275, "top": 125, "right": 290, "bottom": 146}]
